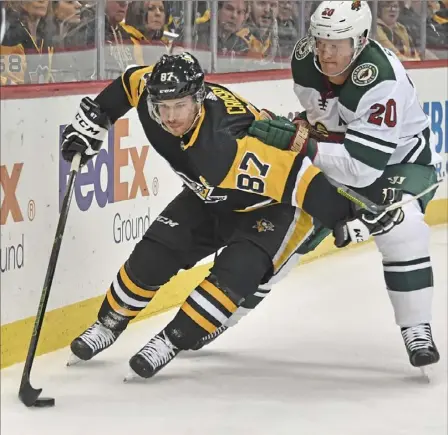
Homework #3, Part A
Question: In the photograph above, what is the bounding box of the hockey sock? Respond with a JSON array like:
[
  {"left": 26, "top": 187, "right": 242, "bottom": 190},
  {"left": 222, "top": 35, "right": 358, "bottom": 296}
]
[
  {"left": 98, "top": 262, "right": 159, "bottom": 330},
  {"left": 226, "top": 284, "right": 272, "bottom": 327},
  {"left": 383, "top": 257, "right": 433, "bottom": 326},
  {"left": 166, "top": 275, "right": 241, "bottom": 349}
]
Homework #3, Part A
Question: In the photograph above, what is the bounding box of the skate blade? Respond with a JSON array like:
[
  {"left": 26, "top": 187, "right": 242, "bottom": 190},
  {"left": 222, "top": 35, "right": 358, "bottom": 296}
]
[
  {"left": 66, "top": 353, "right": 82, "bottom": 367},
  {"left": 419, "top": 367, "right": 431, "bottom": 383},
  {"left": 123, "top": 367, "right": 141, "bottom": 383}
]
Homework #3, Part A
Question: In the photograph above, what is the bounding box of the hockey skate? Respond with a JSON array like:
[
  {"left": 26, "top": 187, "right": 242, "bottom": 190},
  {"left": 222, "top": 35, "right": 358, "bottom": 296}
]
[
  {"left": 67, "top": 321, "right": 122, "bottom": 366},
  {"left": 191, "top": 325, "right": 227, "bottom": 350},
  {"left": 124, "top": 330, "right": 180, "bottom": 381},
  {"left": 401, "top": 323, "right": 440, "bottom": 380}
]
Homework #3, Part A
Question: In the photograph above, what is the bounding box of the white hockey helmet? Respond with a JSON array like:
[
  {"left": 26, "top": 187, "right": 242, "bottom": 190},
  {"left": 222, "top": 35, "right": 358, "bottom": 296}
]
[{"left": 309, "top": 1, "right": 372, "bottom": 76}]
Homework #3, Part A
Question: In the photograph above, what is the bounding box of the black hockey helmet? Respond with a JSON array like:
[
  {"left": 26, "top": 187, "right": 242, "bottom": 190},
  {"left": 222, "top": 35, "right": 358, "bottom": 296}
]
[{"left": 146, "top": 52, "right": 205, "bottom": 103}]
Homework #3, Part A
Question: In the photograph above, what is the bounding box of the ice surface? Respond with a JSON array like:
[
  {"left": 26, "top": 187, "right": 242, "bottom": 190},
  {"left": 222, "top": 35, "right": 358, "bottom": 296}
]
[{"left": 1, "top": 226, "right": 447, "bottom": 435}]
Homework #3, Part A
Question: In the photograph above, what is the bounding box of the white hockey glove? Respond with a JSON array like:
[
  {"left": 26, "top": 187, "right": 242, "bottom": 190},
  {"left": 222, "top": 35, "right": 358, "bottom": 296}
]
[
  {"left": 333, "top": 188, "right": 405, "bottom": 248},
  {"left": 61, "top": 97, "right": 111, "bottom": 166}
]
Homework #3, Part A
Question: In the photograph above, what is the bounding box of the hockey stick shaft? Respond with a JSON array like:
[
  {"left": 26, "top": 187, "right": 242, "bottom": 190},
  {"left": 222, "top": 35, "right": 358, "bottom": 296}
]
[
  {"left": 334, "top": 184, "right": 382, "bottom": 213},
  {"left": 384, "top": 182, "right": 442, "bottom": 212},
  {"left": 332, "top": 179, "right": 442, "bottom": 214},
  {"left": 19, "top": 153, "right": 81, "bottom": 406},
  {"left": 163, "top": 30, "right": 179, "bottom": 55}
]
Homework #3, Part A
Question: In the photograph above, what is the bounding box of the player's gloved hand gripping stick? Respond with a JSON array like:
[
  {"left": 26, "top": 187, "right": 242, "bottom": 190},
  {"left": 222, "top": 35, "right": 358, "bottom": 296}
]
[
  {"left": 19, "top": 98, "right": 112, "bottom": 407},
  {"left": 18, "top": 153, "right": 82, "bottom": 408}
]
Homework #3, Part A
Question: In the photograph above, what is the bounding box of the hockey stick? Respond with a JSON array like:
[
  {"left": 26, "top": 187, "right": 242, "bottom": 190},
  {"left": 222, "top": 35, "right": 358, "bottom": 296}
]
[
  {"left": 332, "top": 179, "right": 442, "bottom": 214},
  {"left": 18, "top": 153, "right": 82, "bottom": 408},
  {"left": 162, "top": 30, "right": 179, "bottom": 55}
]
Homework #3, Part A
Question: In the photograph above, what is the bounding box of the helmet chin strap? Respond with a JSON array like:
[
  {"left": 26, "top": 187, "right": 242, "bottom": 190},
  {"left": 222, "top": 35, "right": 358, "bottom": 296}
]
[{"left": 313, "top": 54, "right": 356, "bottom": 78}]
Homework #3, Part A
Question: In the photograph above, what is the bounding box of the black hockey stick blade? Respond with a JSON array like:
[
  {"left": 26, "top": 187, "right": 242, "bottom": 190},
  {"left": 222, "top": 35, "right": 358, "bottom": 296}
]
[
  {"left": 18, "top": 380, "right": 42, "bottom": 407},
  {"left": 18, "top": 380, "right": 54, "bottom": 407},
  {"left": 18, "top": 153, "right": 81, "bottom": 408}
]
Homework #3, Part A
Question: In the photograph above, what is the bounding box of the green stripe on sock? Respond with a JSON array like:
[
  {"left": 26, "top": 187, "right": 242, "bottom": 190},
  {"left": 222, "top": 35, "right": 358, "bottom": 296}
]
[{"left": 384, "top": 267, "right": 433, "bottom": 292}]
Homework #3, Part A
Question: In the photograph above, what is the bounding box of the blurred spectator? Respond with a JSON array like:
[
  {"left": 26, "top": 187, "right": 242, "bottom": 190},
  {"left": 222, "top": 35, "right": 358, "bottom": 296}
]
[
  {"left": 1, "top": 0, "right": 53, "bottom": 84},
  {"left": 78, "top": 1, "right": 96, "bottom": 21},
  {"left": 238, "top": 0, "right": 279, "bottom": 60},
  {"left": 125, "top": 1, "right": 171, "bottom": 42},
  {"left": 48, "top": 1, "right": 88, "bottom": 82},
  {"left": 376, "top": 0, "right": 420, "bottom": 61},
  {"left": 124, "top": 1, "right": 176, "bottom": 63},
  {"left": 164, "top": 0, "right": 185, "bottom": 35},
  {"left": 194, "top": 0, "right": 250, "bottom": 56},
  {"left": 65, "top": 0, "right": 144, "bottom": 79},
  {"left": 276, "top": 0, "right": 298, "bottom": 58},
  {"left": 303, "top": 1, "right": 319, "bottom": 31},
  {"left": 400, "top": 0, "right": 447, "bottom": 56},
  {"left": 48, "top": 1, "right": 82, "bottom": 47},
  {"left": 429, "top": 1, "right": 448, "bottom": 36}
]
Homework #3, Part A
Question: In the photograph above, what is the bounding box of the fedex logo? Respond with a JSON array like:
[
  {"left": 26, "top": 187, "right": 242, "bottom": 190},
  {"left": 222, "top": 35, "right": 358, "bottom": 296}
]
[
  {"left": 0, "top": 163, "right": 24, "bottom": 225},
  {"left": 59, "top": 118, "right": 150, "bottom": 211}
]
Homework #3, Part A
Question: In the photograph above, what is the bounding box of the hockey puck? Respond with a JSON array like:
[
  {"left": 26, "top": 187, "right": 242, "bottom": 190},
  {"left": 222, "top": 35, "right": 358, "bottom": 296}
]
[{"left": 33, "top": 397, "right": 55, "bottom": 407}]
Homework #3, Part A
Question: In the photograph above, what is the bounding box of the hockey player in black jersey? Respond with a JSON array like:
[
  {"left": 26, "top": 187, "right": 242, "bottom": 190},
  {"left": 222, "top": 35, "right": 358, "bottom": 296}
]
[{"left": 62, "top": 52, "right": 404, "bottom": 380}]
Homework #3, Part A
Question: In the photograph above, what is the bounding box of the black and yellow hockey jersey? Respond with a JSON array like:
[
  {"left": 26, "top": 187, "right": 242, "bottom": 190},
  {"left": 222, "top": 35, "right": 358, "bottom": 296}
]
[{"left": 94, "top": 65, "right": 354, "bottom": 230}]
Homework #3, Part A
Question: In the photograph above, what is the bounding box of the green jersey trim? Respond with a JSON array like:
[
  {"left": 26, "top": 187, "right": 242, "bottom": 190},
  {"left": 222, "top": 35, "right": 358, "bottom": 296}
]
[
  {"left": 339, "top": 41, "right": 397, "bottom": 114},
  {"left": 344, "top": 138, "right": 393, "bottom": 170}
]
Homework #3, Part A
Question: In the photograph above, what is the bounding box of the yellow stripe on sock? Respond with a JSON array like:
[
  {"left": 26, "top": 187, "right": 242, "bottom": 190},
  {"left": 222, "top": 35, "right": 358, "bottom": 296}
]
[
  {"left": 200, "top": 280, "right": 237, "bottom": 313},
  {"left": 119, "top": 266, "right": 157, "bottom": 299},
  {"left": 181, "top": 302, "right": 216, "bottom": 334},
  {"left": 106, "top": 290, "right": 140, "bottom": 318}
]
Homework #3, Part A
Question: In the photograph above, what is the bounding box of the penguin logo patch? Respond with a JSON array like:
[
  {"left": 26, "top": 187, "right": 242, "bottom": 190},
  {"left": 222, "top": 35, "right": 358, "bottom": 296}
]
[
  {"left": 253, "top": 219, "right": 275, "bottom": 233},
  {"left": 351, "top": 63, "right": 379, "bottom": 86},
  {"left": 294, "top": 38, "right": 311, "bottom": 61}
]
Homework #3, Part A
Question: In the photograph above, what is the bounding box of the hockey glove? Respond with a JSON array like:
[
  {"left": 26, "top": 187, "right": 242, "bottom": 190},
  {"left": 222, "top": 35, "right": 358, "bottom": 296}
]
[
  {"left": 333, "top": 188, "right": 405, "bottom": 248},
  {"left": 61, "top": 97, "right": 111, "bottom": 166},
  {"left": 258, "top": 108, "right": 292, "bottom": 122},
  {"left": 248, "top": 118, "right": 318, "bottom": 160}
]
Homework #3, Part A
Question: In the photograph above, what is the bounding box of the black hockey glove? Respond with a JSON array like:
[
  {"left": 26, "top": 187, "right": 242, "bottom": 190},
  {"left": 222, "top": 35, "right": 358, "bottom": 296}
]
[
  {"left": 333, "top": 188, "right": 405, "bottom": 248},
  {"left": 61, "top": 97, "right": 111, "bottom": 166}
]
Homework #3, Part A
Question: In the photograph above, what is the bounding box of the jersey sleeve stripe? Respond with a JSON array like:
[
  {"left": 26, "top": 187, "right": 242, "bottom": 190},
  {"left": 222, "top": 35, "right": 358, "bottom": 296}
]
[
  {"left": 121, "top": 66, "right": 140, "bottom": 106},
  {"left": 344, "top": 139, "right": 391, "bottom": 170},
  {"left": 281, "top": 155, "right": 304, "bottom": 203},
  {"left": 346, "top": 129, "right": 397, "bottom": 149},
  {"left": 121, "top": 65, "right": 154, "bottom": 107},
  {"left": 344, "top": 133, "right": 396, "bottom": 154}
]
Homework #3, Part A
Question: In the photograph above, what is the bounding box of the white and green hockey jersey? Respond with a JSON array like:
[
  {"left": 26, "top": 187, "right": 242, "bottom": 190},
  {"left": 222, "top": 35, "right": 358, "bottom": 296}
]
[{"left": 291, "top": 37, "right": 441, "bottom": 188}]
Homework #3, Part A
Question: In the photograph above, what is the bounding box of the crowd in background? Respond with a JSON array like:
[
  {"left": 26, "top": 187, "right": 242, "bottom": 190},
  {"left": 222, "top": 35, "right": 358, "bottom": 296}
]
[{"left": 1, "top": 0, "right": 447, "bottom": 85}]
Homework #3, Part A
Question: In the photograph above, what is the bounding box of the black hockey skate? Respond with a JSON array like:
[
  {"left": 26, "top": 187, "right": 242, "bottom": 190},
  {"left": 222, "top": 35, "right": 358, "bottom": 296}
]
[
  {"left": 401, "top": 323, "right": 440, "bottom": 368},
  {"left": 125, "top": 330, "right": 180, "bottom": 380},
  {"left": 68, "top": 321, "right": 122, "bottom": 365},
  {"left": 191, "top": 325, "right": 228, "bottom": 351}
]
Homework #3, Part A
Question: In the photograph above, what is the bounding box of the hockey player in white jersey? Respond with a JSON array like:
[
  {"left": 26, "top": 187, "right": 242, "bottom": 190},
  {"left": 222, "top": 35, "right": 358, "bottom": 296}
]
[{"left": 245, "top": 1, "right": 443, "bottom": 372}]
